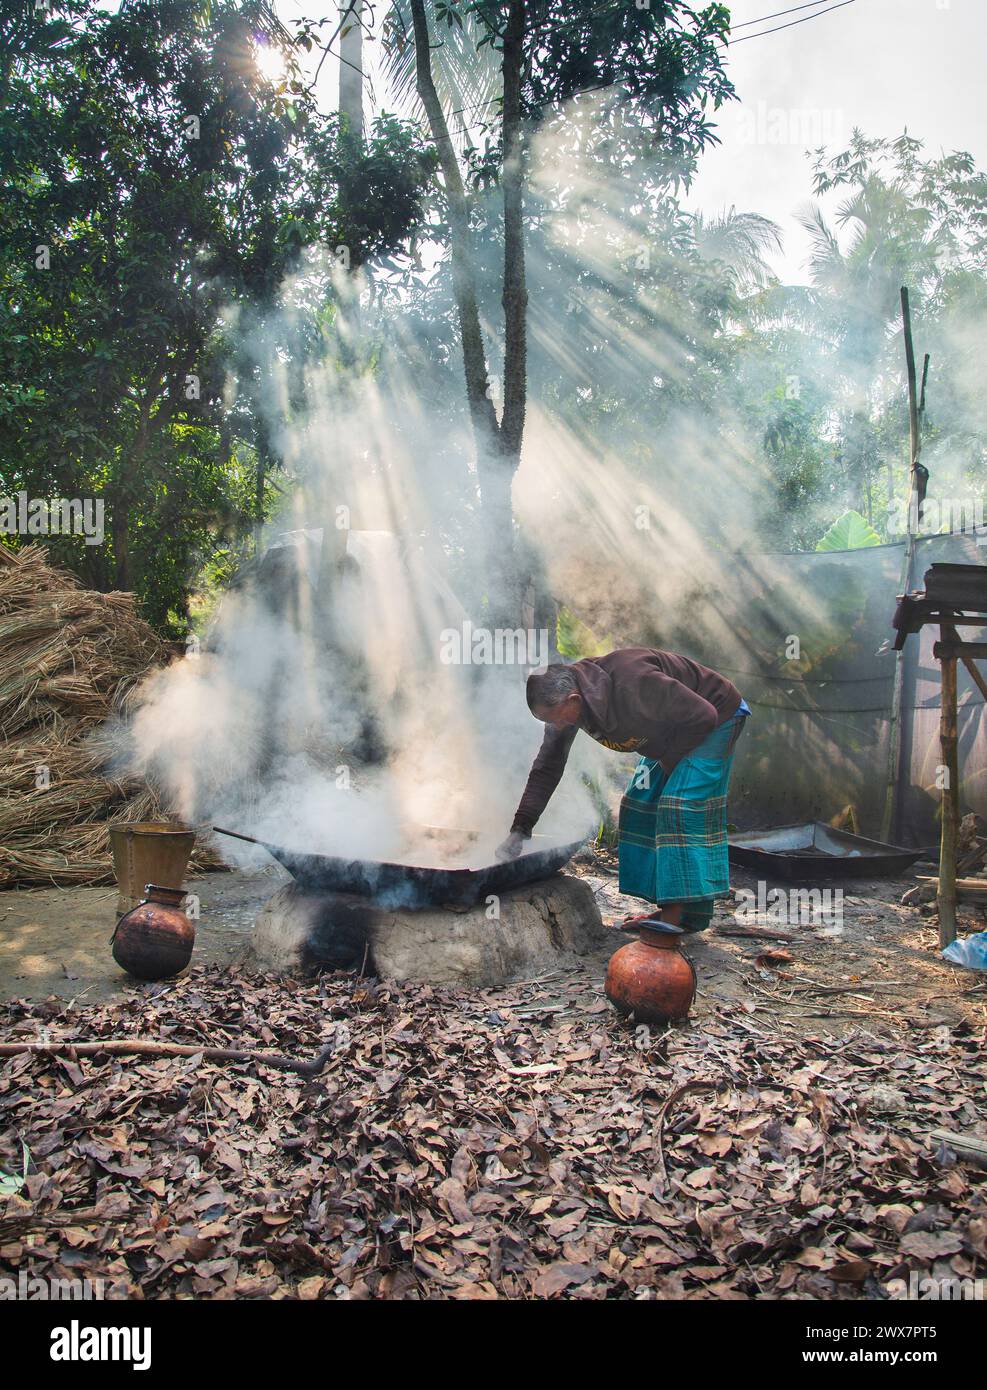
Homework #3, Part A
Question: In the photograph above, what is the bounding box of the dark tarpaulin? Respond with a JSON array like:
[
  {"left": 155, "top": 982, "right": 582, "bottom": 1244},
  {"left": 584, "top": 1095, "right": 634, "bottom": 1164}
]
[
  {"left": 658, "top": 534, "right": 987, "bottom": 849},
  {"left": 895, "top": 534, "right": 987, "bottom": 847}
]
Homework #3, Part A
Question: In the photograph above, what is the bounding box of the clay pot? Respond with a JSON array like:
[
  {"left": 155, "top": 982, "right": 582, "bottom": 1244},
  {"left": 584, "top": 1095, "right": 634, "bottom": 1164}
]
[
  {"left": 111, "top": 884, "right": 194, "bottom": 981},
  {"left": 605, "top": 921, "right": 696, "bottom": 1024}
]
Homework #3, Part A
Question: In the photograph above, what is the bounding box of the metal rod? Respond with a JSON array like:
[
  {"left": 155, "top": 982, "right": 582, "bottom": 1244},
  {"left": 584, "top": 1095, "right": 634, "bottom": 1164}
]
[{"left": 211, "top": 825, "right": 261, "bottom": 845}]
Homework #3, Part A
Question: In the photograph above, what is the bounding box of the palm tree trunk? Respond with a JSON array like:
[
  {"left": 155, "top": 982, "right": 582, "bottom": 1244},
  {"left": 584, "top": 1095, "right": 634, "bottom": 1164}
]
[{"left": 338, "top": 0, "right": 364, "bottom": 143}]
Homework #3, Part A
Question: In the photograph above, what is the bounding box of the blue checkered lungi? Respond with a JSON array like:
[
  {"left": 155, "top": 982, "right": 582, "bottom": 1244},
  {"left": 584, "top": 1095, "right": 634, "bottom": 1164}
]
[{"left": 618, "top": 706, "right": 748, "bottom": 932}]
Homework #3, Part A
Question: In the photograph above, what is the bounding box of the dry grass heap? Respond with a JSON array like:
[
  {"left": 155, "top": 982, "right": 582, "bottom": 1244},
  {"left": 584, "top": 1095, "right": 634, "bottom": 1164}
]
[{"left": 0, "top": 545, "right": 218, "bottom": 889}]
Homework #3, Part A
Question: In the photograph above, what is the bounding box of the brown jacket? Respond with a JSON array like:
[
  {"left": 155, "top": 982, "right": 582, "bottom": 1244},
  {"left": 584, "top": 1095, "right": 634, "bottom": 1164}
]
[{"left": 511, "top": 647, "right": 742, "bottom": 835}]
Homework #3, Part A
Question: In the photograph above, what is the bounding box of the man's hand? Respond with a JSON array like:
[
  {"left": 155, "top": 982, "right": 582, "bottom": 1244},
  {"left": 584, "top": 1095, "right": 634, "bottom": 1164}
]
[{"left": 495, "top": 831, "right": 528, "bottom": 862}]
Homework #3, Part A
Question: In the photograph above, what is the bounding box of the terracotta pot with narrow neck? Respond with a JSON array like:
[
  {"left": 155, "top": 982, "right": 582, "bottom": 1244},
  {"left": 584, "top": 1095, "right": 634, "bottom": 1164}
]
[
  {"left": 605, "top": 921, "right": 696, "bottom": 1024},
  {"left": 111, "top": 884, "right": 195, "bottom": 981}
]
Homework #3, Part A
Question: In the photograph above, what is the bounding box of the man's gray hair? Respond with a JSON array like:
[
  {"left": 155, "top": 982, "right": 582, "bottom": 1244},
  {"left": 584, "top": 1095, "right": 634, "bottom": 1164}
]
[{"left": 526, "top": 664, "right": 578, "bottom": 712}]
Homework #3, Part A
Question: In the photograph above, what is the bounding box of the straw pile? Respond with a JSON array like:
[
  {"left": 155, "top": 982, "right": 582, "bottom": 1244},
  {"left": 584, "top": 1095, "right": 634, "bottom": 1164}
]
[{"left": 0, "top": 545, "right": 220, "bottom": 889}]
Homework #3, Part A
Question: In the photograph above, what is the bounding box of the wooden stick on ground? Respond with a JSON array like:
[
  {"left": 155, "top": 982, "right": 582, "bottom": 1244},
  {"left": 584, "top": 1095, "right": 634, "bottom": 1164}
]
[
  {"left": 0, "top": 1039, "right": 338, "bottom": 1077},
  {"left": 0, "top": 1208, "right": 134, "bottom": 1245},
  {"left": 716, "top": 926, "right": 796, "bottom": 943},
  {"left": 916, "top": 875, "right": 987, "bottom": 901},
  {"left": 929, "top": 1129, "right": 987, "bottom": 1171},
  {"left": 652, "top": 1079, "right": 723, "bottom": 1192}
]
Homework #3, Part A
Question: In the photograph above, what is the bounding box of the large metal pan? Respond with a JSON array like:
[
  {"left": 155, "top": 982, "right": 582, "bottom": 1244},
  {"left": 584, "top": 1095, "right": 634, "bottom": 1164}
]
[
  {"left": 728, "top": 821, "right": 923, "bottom": 880},
  {"left": 213, "top": 826, "right": 585, "bottom": 908}
]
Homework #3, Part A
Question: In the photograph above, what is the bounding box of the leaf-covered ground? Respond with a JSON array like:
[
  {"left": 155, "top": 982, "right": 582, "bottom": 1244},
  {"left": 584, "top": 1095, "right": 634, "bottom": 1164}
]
[{"left": 1, "top": 962, "right": 985, "bottom": 1299}]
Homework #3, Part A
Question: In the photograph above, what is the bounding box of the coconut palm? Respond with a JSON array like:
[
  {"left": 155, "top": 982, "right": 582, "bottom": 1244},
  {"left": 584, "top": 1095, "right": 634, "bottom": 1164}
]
[
  {"left": 688, "top": 207, "right": 782, "bottom": 291},
  {"left": 380, "top": 0, "right": 504, "bottom": 151}
]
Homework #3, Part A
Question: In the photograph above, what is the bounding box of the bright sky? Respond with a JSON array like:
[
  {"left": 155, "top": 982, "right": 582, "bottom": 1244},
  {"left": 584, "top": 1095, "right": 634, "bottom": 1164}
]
[
  {"left": 277, "top": 0, "right": 987, "bottom": 287},
  {"left": 692, "top": 0, "right": 987, "bottom": 284}
]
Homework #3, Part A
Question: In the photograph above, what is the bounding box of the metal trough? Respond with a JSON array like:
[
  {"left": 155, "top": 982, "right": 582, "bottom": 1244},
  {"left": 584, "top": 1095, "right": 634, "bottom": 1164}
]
[
  {"left": 728, "top": 821, "right": 922, "bottom": 880},
  {"left": 213, "top": 826, "right": 585, "bottom": 908}
]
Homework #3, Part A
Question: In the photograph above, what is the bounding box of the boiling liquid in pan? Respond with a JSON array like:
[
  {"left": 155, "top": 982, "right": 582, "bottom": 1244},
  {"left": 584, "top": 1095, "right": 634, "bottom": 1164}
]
[
  {"left": 251, "top": 823, "right": 553, "bottom": 871},
  {"left": 392, "top": 826, "right": 502, "bottom": 869}
]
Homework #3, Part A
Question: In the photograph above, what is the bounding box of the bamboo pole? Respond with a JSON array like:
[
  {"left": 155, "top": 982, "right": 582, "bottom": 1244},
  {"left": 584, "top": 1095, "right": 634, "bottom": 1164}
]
[
  {"left": 901, "top": 286, "right": 928, "bottom": 519},
  {"left": 919, "top": 351, "right": 930, "bottom": 416},
  {"left": 882, "top": 537, "right": 913, "bottom": 842},
  {"left": 938, "top": 621, "right": 959, "bottom": 947},
  {"left": 884, "top": 290, "right": 929, "bottom": 842}
]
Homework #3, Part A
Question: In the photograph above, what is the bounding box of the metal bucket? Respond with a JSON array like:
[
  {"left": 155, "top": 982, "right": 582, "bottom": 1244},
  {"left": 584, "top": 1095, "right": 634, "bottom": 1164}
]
[{"left": 108, "top": 822, "right": 195, "bottom": 916}]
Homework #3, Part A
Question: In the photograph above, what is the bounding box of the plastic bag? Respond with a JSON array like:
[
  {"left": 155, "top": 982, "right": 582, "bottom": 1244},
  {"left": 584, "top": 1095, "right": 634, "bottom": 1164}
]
[{"left": 942, "top": 931, "right": 987, "bottom": 972}]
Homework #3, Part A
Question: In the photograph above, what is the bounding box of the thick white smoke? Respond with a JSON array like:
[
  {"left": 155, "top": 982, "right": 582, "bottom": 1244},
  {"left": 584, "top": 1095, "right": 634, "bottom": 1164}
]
[
  {"left": 120, "top": 91, "right": 822, "bottom": 867},
  {"left": 121, "top": 297, "right": 600, "bottom": 868}
]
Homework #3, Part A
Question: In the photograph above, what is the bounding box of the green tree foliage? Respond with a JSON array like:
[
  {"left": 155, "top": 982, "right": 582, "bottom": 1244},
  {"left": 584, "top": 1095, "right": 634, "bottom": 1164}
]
[
  {"left": 389, "top": 122, "right": 987, "bottom": 562},
  {"left": 372, "top": 0, "right": 735, "bottom": 624},
  {"left": 815, "top": 509, "right": 881, "bottom": 552},
  {"left": 385, "top": 0, "right": 733, "bottom": 183},
  {"left": 0, "top": 0, "right": 432, "bottom": 631},
  {"left": 797, "top": 131, "right": 987, "bottom": 530}
]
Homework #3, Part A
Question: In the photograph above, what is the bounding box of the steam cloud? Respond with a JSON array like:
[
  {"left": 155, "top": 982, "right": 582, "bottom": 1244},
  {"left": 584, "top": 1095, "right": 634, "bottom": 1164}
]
[
  {"left": 123, "top": 93, "right": 950, "bottom": 865},
  {"left": 121, "top": 260, "right": 602, "bottom": 867}
]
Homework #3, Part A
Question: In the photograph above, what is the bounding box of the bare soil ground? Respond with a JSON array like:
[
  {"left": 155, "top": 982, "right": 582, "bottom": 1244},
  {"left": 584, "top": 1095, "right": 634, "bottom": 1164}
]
[
  {"left": 0, "top": 865, "right": 287, "bottom": 1004},
  {"left": 574, "top": 848, "right": 987, "bottom": 1036},
  {"left": 0, "top": 851, "right": 984, "bottom": 1300}
]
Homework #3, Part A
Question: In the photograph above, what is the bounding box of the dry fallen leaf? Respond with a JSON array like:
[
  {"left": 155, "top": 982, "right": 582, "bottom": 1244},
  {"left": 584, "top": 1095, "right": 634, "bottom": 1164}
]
[
  {"left": 531, "top": 1263, "right": 596, "bottom": 1297},
  {"left": 827, "top": 1260, "right": 873, "bottom": 1284},
  {"left": 683, "top": 1166, "right": 717, "bottom": 1190},
  {"left": 1, "top": 945, "right": 982, "bottom": 1303},
  {"left": 899, "top": 1230, "right": 965, "bottom": 1260}
]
